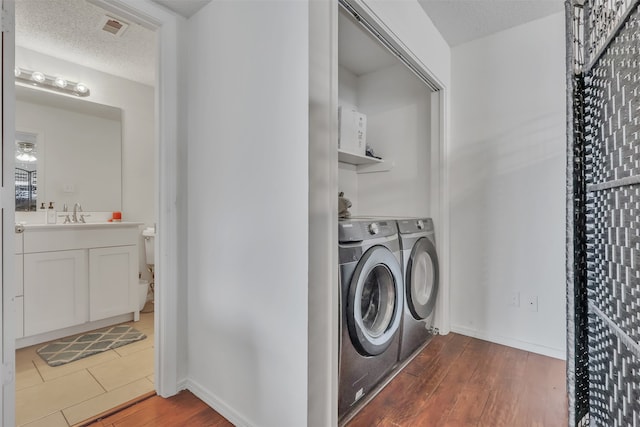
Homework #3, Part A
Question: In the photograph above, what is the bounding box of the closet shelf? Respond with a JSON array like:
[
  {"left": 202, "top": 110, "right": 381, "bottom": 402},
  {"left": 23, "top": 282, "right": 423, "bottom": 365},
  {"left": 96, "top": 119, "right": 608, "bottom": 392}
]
[
  {"left": 338, "top": 149, "right": 393, "bottom": 173},
  {"left": 338, "top": 149, "right": 383, "bottom": 165}
]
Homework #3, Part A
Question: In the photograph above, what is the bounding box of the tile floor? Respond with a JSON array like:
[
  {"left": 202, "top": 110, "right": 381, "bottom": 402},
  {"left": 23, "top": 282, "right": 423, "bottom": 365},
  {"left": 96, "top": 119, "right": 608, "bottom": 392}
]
[{"left": 15, "top": 311, "right": 155, "bottom": 427}]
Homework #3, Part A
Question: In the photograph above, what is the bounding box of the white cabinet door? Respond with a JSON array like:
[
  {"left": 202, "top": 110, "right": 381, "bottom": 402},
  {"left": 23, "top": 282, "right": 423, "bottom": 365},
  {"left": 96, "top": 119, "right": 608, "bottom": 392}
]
[
  {"left": 24, "top": 250, "right": 88, "bottom": 336},
  {"left": 15, "top": 296, "right": 24, "bottom": 339},
  {"left": 15, "top": 254, "right": 23, "bottom": 296},
  {"left": 89, "top": 246, "right": 137, "bottom": 322}
]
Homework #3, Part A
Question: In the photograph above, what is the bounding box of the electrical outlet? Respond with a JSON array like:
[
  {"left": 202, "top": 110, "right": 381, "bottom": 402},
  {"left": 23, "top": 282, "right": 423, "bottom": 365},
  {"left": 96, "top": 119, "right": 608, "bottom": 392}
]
[
  {"left": 508, "top": 291, "right": 520, "bottom": 307},
  {"left": 525, "top": 295, "right": 538, "bottom": 312}
]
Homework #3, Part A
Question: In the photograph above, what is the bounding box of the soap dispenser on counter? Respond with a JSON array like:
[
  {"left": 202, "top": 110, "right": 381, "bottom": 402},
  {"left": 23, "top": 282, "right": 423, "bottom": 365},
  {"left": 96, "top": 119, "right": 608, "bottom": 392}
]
[{"left": 47, "top": 202, "right": 56, "bottom": 224}]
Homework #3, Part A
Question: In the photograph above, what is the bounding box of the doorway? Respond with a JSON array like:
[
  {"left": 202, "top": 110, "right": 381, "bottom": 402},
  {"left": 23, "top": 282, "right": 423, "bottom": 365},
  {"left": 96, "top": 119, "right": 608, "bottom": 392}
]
[
  {"left": 13, "top": 1, "right": 156, "bottom": 425},
  {"left": 2, "top": 0, "right": 182, "bottom": 425}
]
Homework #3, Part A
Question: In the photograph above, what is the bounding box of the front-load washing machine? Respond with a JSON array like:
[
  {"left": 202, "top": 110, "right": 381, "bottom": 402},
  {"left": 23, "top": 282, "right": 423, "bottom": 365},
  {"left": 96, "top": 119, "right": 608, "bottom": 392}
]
[
  {"left": 338, "top": 218, "right": 404, "bottom": 422},
  {"left": 397, "top": 218, "right": 439, "bottom": 363}
]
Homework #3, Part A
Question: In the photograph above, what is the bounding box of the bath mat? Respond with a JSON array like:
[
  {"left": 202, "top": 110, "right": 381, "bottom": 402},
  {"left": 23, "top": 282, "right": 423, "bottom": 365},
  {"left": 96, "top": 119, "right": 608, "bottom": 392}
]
[{"left": 36, "top": 325, "right": 146, "bottom": 367}]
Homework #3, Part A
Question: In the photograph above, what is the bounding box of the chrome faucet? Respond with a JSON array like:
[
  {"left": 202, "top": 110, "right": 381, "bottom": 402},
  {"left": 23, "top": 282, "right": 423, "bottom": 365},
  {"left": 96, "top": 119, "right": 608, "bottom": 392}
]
[
  {"left": 62, "top": 204, "right": 71, "bottom": 224},
  {"left": 73, "top": 203, "right": 86, "bottom": 223}
]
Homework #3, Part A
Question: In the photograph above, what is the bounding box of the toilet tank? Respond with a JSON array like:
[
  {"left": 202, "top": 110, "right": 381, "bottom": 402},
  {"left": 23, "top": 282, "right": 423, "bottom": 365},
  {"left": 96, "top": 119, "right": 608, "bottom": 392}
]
[{"left": 142, "top": 227, "right": 155, "bottom": 265}]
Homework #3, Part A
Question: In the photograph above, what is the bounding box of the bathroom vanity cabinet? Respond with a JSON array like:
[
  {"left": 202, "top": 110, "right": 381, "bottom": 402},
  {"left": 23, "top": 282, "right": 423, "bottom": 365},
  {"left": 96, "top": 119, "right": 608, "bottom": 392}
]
[
  {"left": 15, "top": 222, "right": 141, "bottom": 348},
  {"left": 24, "top": 249, "right": 88, "bottom": 336}
]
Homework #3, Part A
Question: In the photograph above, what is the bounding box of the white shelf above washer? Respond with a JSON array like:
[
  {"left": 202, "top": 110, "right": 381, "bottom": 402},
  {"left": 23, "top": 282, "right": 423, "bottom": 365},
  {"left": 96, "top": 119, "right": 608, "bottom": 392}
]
[
  {"left": 338, "top": 149, "right": 382, "bottom": 165},
  {"left": 338, "top": 149, "right": 393, "bottom": 173}
]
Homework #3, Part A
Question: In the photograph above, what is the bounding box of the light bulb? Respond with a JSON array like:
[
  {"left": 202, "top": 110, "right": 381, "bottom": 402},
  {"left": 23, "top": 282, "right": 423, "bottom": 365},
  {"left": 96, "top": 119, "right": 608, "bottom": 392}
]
[
  {"left": 14, "top": 67, "right": 21, "bottom": 78},
  {"left": 31, "top": 72, "right": 45, "bottom": 83},
  {"left": 16, "top": 152, "right": 36, "bottom": 162},
  {"left": 75, "top": 82, "right": 88, "bottom": 94},
  {"left": 54, "top": 77, "right": 67, "bottom": 88}
]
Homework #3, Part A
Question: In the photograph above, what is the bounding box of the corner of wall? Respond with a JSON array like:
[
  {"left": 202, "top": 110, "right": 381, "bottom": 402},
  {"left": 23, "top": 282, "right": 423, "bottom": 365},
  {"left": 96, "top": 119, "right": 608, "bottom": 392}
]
[{"left": 174, "top": 14, "right": 190, "bottom": 386}]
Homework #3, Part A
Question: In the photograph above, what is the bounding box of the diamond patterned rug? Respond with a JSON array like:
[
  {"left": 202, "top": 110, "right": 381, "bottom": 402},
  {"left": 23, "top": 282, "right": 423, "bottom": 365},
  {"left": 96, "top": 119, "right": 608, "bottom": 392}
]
[{"left": 36, "top": 325, "right": 147, "bottom": 367}]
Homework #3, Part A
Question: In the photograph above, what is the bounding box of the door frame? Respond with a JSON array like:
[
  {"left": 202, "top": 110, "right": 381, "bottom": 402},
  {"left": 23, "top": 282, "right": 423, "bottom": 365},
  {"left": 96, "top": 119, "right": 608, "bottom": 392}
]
[
  {"left": 1, "top": 0, "right": 183, "bottom": 422},
  {"left": 337, "top": 0, "right": 451, "bottom": 331},
  {"left": 2, "top": 0, "right": 17, "bottom": 424},
  {"left": 309, "top": 2, "right": 450, "bottom": 424},
  {"left": 87, "top": 0, "right": 184, "bottom": 398}
]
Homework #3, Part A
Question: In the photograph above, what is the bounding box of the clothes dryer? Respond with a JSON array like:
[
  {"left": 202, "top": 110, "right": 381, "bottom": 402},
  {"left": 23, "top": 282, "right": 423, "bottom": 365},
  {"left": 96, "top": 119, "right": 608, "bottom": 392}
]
[
  {"left": 338, "top": 218, "right": 403, "bottom": 422},
  {"left": 397, "top": 218, "right": 439, "bottom": 363}
]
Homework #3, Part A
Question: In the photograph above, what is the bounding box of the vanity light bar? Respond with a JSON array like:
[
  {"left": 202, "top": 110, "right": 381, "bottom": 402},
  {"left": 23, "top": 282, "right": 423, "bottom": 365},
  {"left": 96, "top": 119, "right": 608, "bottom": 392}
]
[{"left": 14, "top": 68, "right": 90, "bottom": 97}]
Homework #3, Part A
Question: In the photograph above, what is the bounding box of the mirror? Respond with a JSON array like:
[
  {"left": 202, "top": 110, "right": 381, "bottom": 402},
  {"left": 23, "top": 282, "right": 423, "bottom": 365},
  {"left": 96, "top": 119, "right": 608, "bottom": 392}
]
[
  {"left": 15, "top": 131, "right": 38, "bottom": 211},
  {"left": 15, "top": 85, "right": 122, "bottom": 212}
]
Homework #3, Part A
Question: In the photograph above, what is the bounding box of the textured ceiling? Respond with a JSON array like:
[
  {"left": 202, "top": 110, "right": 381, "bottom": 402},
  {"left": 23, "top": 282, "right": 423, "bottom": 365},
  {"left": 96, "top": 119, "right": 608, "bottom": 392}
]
[
  {"left": 16, "top": 0, "right": 156, "bottom": 86},
  {"left": 418, "top": 0, "right": 565, "bottom": 46},
  {"left": 15, "top": 0, "right": 565, "bottom": 87}
]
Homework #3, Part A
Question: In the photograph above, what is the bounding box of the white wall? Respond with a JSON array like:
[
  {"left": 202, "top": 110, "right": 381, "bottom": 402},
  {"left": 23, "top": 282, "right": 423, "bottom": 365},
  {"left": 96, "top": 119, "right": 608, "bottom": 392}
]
[
  {"left": 357, "top": 63, "right": 431, "bottom": 217},
  {"left": 338, "top": 66, "right": 360, "bottom": 214},
  {"left": 338, "top": 63, "right": 432, "bottom": 218},
  {"left": 338, "top": 65, "right": 358, "bottom": 108},
  {"left": 449, "top": 12, "right": 566, "bottom": 358},
  {"left": 186, "top": 2, "right": 309, "bottom": 427},
  {"left": 16, "top": 47, "right": 156, "bottom": 280},
  {"left": 16, "top": 99, "right": 121, "bottom": 211}
]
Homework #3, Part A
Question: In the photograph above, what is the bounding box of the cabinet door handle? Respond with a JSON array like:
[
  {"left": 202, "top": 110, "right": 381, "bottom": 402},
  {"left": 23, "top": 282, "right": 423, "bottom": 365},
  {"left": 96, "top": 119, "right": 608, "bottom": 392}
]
[{"left": 15, "top": 225, "right": 24, "bottom": 234}]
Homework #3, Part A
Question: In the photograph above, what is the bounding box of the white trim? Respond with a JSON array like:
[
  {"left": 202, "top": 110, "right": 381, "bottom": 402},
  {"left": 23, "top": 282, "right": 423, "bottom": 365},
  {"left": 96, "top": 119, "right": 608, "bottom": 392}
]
[
  {"left": 451, "top": 325, "right": 567, "bottom": 360},
  {"left": 185, "top": 378, "right": 255, "bottom": 427},
  {"left": 308, "top": 1, "right": 339, "bottom": 426},
  {"left": 77, "top": 0, "right": 184, "bottom": 398},
  {"left": 2, "top": 1, "right": 17, "bottom": 425},
  {"left": 435, "top": 89, "right": 451, "bottom": 335},
  {"left": 176, "top": 377, "right": 188, "bottom": 391}
]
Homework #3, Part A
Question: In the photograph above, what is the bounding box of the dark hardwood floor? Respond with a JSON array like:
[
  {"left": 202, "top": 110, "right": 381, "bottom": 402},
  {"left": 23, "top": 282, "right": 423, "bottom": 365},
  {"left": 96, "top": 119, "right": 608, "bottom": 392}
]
[
  {"left": 347, "top": 333, "right": 567, "bottom": 427},
  {"left": 82, "top": 391, "right": 233, "bottom": 427},
  {"left": 83, "top": 333, "right": 566, "bottom": 427}
]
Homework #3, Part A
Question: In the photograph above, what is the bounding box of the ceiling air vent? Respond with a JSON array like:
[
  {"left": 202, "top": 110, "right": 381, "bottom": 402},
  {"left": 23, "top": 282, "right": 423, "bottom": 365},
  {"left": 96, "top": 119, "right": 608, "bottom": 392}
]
[{"left": 99, "top": 15, "right": 129, "bottom": 37}]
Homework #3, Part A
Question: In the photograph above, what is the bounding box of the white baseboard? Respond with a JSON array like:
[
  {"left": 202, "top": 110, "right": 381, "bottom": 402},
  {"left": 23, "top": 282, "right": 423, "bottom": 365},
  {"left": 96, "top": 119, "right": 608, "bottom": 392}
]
[
  {"left": 184, "top": 378, "right": 254, "bottom": 427},
  {"left": 176, "top": 378, "right": 189, "bottom": 392},
  {"left": 450, "top": 325, "right": 566, "bottom": 360}
]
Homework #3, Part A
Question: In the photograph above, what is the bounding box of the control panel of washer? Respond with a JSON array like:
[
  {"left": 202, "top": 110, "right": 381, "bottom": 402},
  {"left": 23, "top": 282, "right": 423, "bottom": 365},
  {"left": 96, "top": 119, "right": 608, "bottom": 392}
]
[{"left": 338, "top": 219, "right": 398, "bottom": 242}]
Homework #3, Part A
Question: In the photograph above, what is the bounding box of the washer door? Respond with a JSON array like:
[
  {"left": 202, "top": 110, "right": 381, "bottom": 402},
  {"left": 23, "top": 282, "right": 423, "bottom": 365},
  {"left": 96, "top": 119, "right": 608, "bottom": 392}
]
[
  {"left": 347, "top": 245, "right": 403, "bottom": 356},
  {"left": 406, "top": 237, "right": 439, "bottom": 320}
]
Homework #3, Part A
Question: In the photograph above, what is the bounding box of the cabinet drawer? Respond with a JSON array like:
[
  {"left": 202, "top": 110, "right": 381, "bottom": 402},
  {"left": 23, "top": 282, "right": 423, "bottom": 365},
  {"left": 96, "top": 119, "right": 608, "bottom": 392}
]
[{"left": 24, "top": 227, "right": 138, "bottom": 253}]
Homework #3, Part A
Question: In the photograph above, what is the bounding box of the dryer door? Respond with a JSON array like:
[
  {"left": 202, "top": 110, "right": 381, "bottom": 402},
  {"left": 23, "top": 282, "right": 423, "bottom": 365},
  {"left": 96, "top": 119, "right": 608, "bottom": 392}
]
[
  {"left": 406, "top": 237, "right": 439, "bottom": 320},
  {"left": 347, "top": 245, "right": 403, "bottom": 356}
]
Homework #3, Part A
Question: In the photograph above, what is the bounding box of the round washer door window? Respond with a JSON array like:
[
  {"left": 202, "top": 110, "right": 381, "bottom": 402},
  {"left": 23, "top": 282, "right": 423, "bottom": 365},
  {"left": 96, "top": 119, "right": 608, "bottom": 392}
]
[
  {"left": 347, "top": 245, "right": 403, "bottom": 356},
  {"left": 406, "top": 237, "right": 439, "bottom": 320}
]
